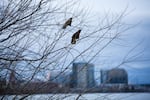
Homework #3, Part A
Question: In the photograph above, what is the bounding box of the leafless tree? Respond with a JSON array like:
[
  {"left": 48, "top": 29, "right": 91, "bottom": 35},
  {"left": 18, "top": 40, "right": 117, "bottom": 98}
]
[{"left": 0, "top": 0, "right": 138, "bottom": 100}]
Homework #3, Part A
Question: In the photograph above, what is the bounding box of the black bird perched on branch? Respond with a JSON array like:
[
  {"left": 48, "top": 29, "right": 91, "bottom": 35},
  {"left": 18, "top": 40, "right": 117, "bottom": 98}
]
[
  {"left": 71, "top": 30, "right": 81, "bottom": 44},
  {"left": 62, "top": 18, "right": 72, "bottom": 29}
]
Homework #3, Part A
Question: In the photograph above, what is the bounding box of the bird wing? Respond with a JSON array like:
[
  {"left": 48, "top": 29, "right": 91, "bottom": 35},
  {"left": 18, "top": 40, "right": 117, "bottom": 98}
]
[
  {"left": 76, "top": 32, "right": 80, "bottom": 39},
  {"left": 66, "top": 19, "right": 72, "bottom": 26},
  {"left": 62, "top": 18, "right": 72, "bottom": 29}
]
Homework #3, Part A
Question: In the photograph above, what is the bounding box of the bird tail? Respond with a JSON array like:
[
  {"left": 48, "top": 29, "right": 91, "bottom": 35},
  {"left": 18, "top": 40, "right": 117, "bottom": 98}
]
[
  {"left": 71, "top": 38, "right": 76, "bottom": 44},
  {"left": 62, "top": 25, "right": 67, "bottom": 29}
]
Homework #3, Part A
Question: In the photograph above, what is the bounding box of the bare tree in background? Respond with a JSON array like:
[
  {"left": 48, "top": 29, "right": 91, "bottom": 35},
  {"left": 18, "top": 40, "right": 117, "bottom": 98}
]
[{"left": 0, "top": 0, "right": 135, "bottom": 99}]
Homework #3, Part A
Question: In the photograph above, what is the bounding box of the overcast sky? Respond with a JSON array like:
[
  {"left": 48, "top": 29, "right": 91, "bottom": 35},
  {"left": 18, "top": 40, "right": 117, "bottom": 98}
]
[
  {"left": 2, "top": 0, "right": 148, "bottom": 84},
  {"left": 78, "top": 0, "right": 150, "bottom": 84}
]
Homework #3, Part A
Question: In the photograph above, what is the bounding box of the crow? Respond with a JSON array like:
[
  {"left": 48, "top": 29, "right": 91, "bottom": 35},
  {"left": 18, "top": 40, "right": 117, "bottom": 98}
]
[
  {"left": 62, "top": 18, "right": 72, "bottom": 29},
  {"left": 71, "top": 30, "right": 81, "bottom": 44}
]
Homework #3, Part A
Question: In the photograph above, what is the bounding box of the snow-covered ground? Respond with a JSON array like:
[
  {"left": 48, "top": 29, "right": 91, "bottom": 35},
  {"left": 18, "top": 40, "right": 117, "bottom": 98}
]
[{"left": 1, "top": 93, "right": 150, "bottom": 100}]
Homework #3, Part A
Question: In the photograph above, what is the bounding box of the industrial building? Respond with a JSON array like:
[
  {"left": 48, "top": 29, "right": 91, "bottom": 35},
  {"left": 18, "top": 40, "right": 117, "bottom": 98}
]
[{"left": 71, "top": 62, "right": 95, "bottom": 88}]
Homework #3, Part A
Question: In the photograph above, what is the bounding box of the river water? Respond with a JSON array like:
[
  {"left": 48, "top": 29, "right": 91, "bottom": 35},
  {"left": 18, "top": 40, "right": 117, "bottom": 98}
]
[{"left": 1, "top": 93, "right": 150, "bottom": 100}]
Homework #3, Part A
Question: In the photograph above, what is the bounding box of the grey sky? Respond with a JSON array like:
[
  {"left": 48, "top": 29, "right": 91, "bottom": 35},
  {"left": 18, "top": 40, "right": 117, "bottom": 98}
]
[
  {"left": 81, "top": 0, "right": 150, "bottom": 16},
  {"left": 78, "top": 0, "right": 150, "bottom": 84},
  {"left": 1, "top": 0, "right": 149, "bottom": 84}
]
